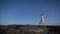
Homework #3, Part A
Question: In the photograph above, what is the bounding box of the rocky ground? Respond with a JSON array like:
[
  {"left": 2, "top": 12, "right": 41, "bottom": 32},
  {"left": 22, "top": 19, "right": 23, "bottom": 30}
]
[
  {"left": 0, "top": 25, "right": 60, "bottom": 34},
  {"left": 0, "top": 25, "right": 48, "bottom": 34}
]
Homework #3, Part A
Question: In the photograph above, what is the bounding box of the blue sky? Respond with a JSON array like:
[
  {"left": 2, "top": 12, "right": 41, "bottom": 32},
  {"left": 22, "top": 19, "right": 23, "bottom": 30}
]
[{"left": 0, "top": 0, "right": 60, "bottom": 25}]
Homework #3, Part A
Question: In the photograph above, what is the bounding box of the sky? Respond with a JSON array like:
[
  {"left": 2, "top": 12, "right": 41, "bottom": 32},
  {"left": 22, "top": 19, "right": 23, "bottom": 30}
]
[{"left": 0, "top": 0, "right": 60, "bottom": 25}]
